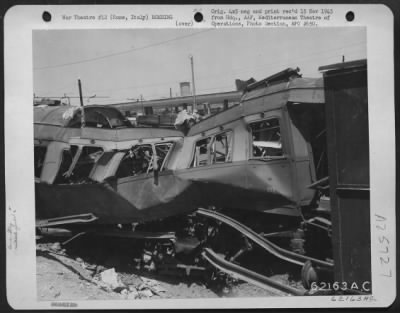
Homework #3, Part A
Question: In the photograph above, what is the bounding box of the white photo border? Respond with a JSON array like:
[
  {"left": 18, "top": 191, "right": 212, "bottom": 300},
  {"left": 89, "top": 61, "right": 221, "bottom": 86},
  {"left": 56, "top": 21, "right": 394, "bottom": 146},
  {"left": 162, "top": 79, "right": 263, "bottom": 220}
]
[{"left": 4, "top": 4, "right": 396, "bottom": 309}]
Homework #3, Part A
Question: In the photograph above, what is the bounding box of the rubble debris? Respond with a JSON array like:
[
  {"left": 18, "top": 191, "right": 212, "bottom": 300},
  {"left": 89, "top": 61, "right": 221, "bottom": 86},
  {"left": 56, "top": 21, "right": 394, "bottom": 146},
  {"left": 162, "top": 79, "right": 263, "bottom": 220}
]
[
  {"left": 138, "top": 276, "right": 166, "bottom": 296},
  {"left": 83, "top": 263, "right": 96, "bottom": 271},
  {"left": 50, "top": 242, "right": 62, "bottom": 251},
  {"left": 138, "top": 289, "right": 153, "bottom": 298},
  {"left": 128, "top": 285, "right": 138, "bottom": 292},
  {"left": 119, "top": 288, "right": 129, "bottom": 298},
  {"left": 149, "top": 285, "right": 166, "bottom": 295},
  {"left": 137, "top": 283, "right": 147, "bottom": 291},
  {"left": 95, "top": 265, "right": 107, "bottom": 274},
  {"left": 126, "top": 285, "right": 140, "bottom": 300},
  {"left": 91, "top": 276, "right": 109, "bottom": 290},
  {"left": 99, "top": 268, "right": 125, "bottom": 291},
  {"left": 139, "top": 277, "right": 158, "bottom": 286}
]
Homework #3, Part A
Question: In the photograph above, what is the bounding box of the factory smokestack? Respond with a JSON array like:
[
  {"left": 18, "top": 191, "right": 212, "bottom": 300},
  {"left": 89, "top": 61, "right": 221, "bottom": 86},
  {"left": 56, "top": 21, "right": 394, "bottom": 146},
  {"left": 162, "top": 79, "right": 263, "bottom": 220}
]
[{"left": 179, "top": 82, "right": 191, "bottom": 97}]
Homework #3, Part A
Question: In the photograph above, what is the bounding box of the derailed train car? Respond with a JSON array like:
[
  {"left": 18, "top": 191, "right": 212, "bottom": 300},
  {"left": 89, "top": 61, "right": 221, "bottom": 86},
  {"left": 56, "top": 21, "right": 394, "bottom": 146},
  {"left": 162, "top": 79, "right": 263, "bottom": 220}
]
[
  {"left": 34, "top": 105, "right": 186, "bottom": 224},
  {"left": 36, "top": 68, "right": 325, "bottom": 222},
  {"left": 34, "top": 62, "right": 369, "bottom": 295}
]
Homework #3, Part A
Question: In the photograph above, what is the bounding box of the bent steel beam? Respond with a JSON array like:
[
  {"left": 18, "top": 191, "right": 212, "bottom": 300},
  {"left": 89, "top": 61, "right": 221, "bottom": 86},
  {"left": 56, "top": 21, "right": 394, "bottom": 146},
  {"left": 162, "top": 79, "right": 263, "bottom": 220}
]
[
  {"left": 197, "top": 208, "right": 333, "bottom": 268},
  {"left": 202, "top": 248, "right": 305, "bottom": 296}
]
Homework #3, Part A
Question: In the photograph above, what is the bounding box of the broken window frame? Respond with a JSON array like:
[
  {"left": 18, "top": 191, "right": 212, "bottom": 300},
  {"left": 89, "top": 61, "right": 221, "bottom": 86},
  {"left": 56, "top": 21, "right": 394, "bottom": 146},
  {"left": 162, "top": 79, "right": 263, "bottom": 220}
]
[
  {"left": 249, "top": 117, "right": 285, "bottom": 160},
  {"left": 190, "top": 130, "right": 234, "bottom": 168},
  {"left": 115, "top": 142, "right": 175, "bottom": 180},
  {"left": 155, "top": 142, "right": 175, "bottom": 172},
  {"left": 54, "top": 145, "right": 79, "bottom": 184},
  {"left": 191, "top": 136, "right": 212, "bottom": 168},
  {"left": 210, "top": 131, "right": 234, "bottom": 164},
  {"left": 69, "top": 146, "right": 105, "bottom": 180},
  {"left": 54, "top": 145, "right": 104, "bottom": 183}
]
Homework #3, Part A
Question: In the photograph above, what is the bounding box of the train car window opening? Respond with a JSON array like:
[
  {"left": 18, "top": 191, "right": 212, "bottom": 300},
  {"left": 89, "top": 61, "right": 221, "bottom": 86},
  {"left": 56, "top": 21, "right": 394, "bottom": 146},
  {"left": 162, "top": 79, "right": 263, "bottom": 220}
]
[
  {"left": 250, "top": 118, "right": 283, "bottom": 158},
  {"left": 116, "top": 143, "right": 173, "bottom": 179},
  {"left": 96, "top": 151, "right": 115, "bottom": 166},
  {"left": 116, "top": 144, "right": 152, "bottom": 178},
  {"left": 155, "top": 142, "right": 174, "bottom": 171},
  {"left": 88, "top": 111, "right": 111, "bottom": 128},
  {"left": 71, "top": 146, "right": 104, "bottom": 181},
  {"left": 34, "top": 146, "right": 47, "bottom": 179},
  {"left": 67, "top": 107, "right": 132, "bottom": 129},
  {"left": 190, "top": 130, "right": 233, "bottom": 167},
  {"left": 191, "top": 137, "right": 212, "bottom": 167},
  {"left": 211, "top": 131, "right": 233, "bottom": 164},
  {"left": 54, "top": 145, "right": 79, "bottom": 184}
]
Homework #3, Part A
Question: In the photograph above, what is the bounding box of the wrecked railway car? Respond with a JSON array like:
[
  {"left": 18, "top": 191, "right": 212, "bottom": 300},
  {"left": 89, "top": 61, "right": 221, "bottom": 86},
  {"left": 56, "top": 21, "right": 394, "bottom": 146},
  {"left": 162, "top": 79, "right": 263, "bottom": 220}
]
[
  {"left": 34, "top": 62, "right": 369, "bottom": 294},
  {"left": 35, "top": 68, "right": 326, "bottom": 225},
  {"left": 34, "top": 105, "right": 186, "bottom": 224}
]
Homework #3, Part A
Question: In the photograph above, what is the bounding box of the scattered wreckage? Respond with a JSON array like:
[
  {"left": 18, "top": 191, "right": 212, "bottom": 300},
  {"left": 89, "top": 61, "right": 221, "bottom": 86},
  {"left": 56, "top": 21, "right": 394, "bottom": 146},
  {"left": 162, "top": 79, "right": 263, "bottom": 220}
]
[{"left": 35, "top": 61, "right": 369, "bottom": 295}]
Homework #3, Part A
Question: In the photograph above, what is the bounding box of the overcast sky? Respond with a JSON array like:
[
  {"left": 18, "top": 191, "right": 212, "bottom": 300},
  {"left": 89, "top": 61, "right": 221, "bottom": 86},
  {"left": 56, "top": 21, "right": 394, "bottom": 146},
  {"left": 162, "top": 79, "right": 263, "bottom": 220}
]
[{"left": 33, "top": 27, "right": 366, "bottom": 105}]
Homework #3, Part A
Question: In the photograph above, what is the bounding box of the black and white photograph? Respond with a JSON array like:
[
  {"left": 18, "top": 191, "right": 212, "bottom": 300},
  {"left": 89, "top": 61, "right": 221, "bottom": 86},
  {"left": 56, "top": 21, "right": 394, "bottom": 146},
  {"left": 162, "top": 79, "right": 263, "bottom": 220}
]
[{"left": 4, "top": 4, "right": 396, "bottom": 309}]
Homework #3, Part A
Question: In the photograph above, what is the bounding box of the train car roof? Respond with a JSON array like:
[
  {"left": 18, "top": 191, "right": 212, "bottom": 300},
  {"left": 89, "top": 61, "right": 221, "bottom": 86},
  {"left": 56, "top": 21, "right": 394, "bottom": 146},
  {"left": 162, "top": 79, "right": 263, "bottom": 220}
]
[
  {"left": 34, "top": 105, "right": 183, "bottom": 143},
  {"left": 187, "top": 77, "right": 324, "bottom": 136},
  {"left": 34, "top": 125, "right": 184, "bottom": 143},
  {"left": 110, "top": 90, "right": 243, "bottom": 110},
  {"left": 34, "top": 105, "right": 129, "bottom": 127}
]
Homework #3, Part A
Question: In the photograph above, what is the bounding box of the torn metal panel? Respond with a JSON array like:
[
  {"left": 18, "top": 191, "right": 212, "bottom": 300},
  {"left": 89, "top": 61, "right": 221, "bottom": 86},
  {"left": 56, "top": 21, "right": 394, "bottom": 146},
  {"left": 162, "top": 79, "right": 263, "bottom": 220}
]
[
  {"left": 36, "top": 173, "right": 201, "bottom": 224},
  {"left": 36, "top": 159, "right": 296, "bottom": 225},
  {"left": 176, "top": 160, "right": 296, "bottom": 213}
]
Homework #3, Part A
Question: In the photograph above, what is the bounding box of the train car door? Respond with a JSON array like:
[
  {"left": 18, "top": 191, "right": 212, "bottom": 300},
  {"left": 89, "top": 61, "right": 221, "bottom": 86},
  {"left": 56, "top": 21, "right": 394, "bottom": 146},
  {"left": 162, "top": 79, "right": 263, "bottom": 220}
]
[{"left": 244, "top": 109, "right": 300, "bottom": 214}]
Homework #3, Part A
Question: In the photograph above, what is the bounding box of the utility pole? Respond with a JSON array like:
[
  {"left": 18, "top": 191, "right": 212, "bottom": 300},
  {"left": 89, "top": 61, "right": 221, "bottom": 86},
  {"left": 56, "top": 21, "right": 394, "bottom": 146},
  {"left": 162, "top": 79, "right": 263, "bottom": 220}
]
[
  {"left": 78, "top": 78, "right": 85, "bottom": 128},
  {"left": 190, "top": 55, "right": 197, "bottom": 111},
  {"left": 170, "top": 88, "right": 172, "bottom": 98},
  {"left": 140, "top": 94, "right": 144, "bottom": 114}
]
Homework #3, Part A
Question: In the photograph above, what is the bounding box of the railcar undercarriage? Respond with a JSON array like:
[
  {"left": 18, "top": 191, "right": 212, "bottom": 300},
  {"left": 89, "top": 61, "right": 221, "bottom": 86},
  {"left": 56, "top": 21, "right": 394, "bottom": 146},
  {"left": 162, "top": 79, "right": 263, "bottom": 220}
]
[{"left": 37, "top": 204, "right": 334, "bottom": 295}]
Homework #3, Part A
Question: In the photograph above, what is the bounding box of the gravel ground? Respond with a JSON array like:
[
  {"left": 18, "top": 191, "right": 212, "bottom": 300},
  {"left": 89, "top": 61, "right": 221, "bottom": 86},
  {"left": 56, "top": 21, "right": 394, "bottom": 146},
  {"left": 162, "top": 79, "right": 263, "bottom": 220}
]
[{"left": 36, "top": 239, "right": 296, "bottom": 301}]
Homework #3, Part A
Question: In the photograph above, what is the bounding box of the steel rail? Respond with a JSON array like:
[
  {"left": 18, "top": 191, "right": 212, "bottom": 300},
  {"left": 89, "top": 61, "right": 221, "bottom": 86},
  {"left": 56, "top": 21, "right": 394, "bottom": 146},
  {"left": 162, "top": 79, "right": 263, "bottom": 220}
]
[
  {"left": 36, "top": 213, "right": 98, "bottom": 227},
  {"left": 39, "top": 227, "right": 176, "bottom": 240},
  {"left": 196, "top": 208, "right": 333, "bottom": 268},
  {"left": 91, "top": 230, "right": 176, "bottom": 240},
  {"left": 202, "top": 248, "right": 305, "bottom": 296}
]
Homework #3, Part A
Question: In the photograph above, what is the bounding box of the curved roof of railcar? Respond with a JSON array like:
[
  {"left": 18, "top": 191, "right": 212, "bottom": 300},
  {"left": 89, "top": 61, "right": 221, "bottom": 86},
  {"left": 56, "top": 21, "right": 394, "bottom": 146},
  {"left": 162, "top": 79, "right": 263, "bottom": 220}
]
[
  {"left": 34, "top": 105, "right": 183, "bottom": 143},
  {"left": 187, "top": 77, "right": 324, "bottom": 136},
  {"left": 111, "top": 90, "right": 242, "bottom": 111},
  {"left": 34, "top": 105, "right": 130, "bottom": 127}
]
